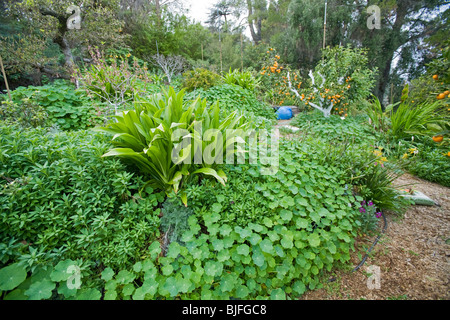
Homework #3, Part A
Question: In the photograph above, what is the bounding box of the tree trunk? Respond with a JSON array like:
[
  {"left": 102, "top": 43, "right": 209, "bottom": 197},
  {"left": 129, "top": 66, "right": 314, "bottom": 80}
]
[
  {"left": 375, "top": 0, "right": 408, "bottom": 104},
  {"left": 246, "top": 0, "right": 262, "bottom": 44},
  {"left": 39, "top": 7, "right": 75, "bottom": 73}
]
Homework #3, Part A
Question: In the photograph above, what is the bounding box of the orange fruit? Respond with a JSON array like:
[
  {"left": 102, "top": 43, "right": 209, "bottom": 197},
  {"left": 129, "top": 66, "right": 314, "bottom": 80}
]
[
  {"left": 444, "top": 90, "right": 450, "bottom": 95},
  {"left": 432, "top": 135, "right": 443, "bottom": 143},
  {"left": 433, "top": 74, "right": 439, "bottom": 80},
  {"left": 437, "top": 93, "right": 446, "bottom": 100}
]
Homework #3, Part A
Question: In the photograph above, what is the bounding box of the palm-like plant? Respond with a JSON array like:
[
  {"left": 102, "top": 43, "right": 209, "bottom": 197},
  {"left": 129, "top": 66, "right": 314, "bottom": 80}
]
[{"left": 95, "top": 87, "right": 250, "bottom": 205}]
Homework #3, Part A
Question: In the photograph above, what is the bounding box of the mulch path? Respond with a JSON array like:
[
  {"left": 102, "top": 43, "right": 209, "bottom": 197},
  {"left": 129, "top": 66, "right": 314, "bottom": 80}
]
[{"left": 299, "top": 173, "right": 450, "bottom": 300}]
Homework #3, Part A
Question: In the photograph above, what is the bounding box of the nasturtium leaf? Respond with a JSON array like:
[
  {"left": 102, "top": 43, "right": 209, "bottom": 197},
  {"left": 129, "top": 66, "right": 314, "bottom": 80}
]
[
  {"left": 211, "top": 203, "right": 222, "bottom": 214},
  {"left": 4, "top": 289, "right": 27, "bottom": 300},
  {"left": 248, "top": 233, "right": 262, "bottom": 246},
  {"left": 220, "top": 224, "right": 233, "bottom": 236},
  {"left": 236, "top": 244, "right": 250, "bottom": 256},
  {"left": 292, "top": 281, "right": 306, "bottom": 296},
  {"left": 57, "top": 282, "right": 77, "bottom": 298},
  {"left": 245, "top": 266, "right": 256, "bottom": 278},
  {"left": 219, "top": 273, "right": 236, "bottom": 293},
  {"left": 267, "top": 230, "right": 279, "bottom": 242},
  {"left": 259, "top": 239, "right": 274, "bottom": 254},
  {"left": 131, "top": 287, "right": 145, "bottom": 300},
  {"left": 50, "top": 260, "right": 76, "bottom": 282},
  {"left": 328, "top": 242, "right": 337, "bottom": 254},
  {"left": 181, "top": 230, "right": 195, "bottom": 242},
  {"left": 270, "top": 288, "right": 286, "bottom": 300},
  {"left": 311, "top": 266, "right": 319, "bottom": 275},
  {"left": 263, "top": 217, "right": 273, "bottom": 228},
  {"left": 116, "top": 270, "right": 136, "bottom": 284},
  {"left": 318, "top": 208, "right": 330, "bottom": 217},
  {"left": 281, "top": 237, "right": 293, "bottom": 249},
  {"left": 149, "top": 241, "right": 161, "bottom": 259},
  {"left": 280, "top": 196, "right": 295, "bottom": 208},
  {"left": 141, "top": 278, "right": 159, "bottom": 296},
  {"left": 304, "top": 250, "right": 316, "bottom": 261},
  {"left": 252, "top": 250, "right": 265, "bottom": 267},
  {"left": 235, "top": 285, "right": 249, "bottom": 298},
  {"left": 204, "top": 261, "right": 223, "bottom": 277},
  {"left": 296, "top": 218, "right": 309, "bottom": 229},
  {"left": 133, "top": 262, "right": 142, "bottom": 273},
  {"left": 289, "top": 185, "right": 299, "bottom": 195},
  {"left": 296, "top": 198, "right": 308, "bottom": 207},
  {"left": 104, "top": 290, "right": 118, "bottom": 300},
  {"left": 235, "top": 226, "right": 252, "bottom": 239},
  {"left": 101, "top": 268, "right": 115, "bottom": 282},
  {"left": 248, "top": 223, "right": 264, "bottom": 233},
  {"left": 167, "top": 242, "right": 181, "bottom": 259},
  {"left": 0, "top": 263, "right": 27, "bottom": 291},
  {"left": 122, "top": 283, "right": 135, "bottom": 296},
  {"left": 296, "top": 256, "right": 307, "bottom": 268},
  {"left": 25, "top": 280, "right": 56, "bottom": 300},
  {"left": 162, "top": 277, "right": 179, "bottom": 297},
  {"left": 308, "top": 233, "right": 321, "bottom": 247},
  {"left": 280, "top": 210, "right": 293, "bottom": 221},
  {"left": 207, "top": 223, "right": 220, "bottom": 235},
  {"left": 162, "top": 265, "right": 174, "bottom": 276}
]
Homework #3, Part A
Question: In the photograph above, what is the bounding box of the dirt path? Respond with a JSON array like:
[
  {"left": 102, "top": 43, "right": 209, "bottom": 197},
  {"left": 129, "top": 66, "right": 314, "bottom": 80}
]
[{"left": 299, "top": 173, "right": 450, "bottom": 300}]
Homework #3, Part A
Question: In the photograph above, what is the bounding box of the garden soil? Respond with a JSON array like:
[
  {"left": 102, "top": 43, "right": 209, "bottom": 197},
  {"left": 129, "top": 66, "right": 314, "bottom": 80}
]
[{"left": 299, "top": 173, "right": 450, "bottom": 300}]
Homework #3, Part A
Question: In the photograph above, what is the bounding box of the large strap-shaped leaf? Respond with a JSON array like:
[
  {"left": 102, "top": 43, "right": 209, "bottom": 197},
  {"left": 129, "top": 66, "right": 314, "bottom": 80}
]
[{"left": 192, "top": 167, "right": 226, "bottom": 186}]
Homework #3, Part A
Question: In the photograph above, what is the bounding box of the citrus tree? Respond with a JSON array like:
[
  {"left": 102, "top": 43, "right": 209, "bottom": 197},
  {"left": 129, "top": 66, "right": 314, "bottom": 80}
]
[{"left": 260, "top": 46, "right": 377, "bottom": 118}]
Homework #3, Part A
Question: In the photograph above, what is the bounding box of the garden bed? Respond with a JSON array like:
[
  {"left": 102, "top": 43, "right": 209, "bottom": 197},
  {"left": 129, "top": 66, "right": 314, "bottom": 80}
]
[{"left": 300, "top": 173, "right": 449, "bottom": 300}]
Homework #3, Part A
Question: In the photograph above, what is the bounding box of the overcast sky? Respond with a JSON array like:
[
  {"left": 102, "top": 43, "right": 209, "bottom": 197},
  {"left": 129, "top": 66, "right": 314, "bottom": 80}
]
[{"left": 184, "top": 0, "right": 214, "bottom": 25}]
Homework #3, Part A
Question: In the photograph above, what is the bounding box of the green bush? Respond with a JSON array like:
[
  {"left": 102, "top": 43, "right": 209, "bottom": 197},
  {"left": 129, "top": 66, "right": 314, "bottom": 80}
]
[
  {"left": 0, "top": 99, "right": 50, "bottom": 128},
  {"left": 0, "top": 138, "right": 364, "bottom": 300},
  {"left": 185, "top": 84, "right": 277, "bottom": 121},
  {"left": 97, "top": 88, "right": 251, "bottom": 203},
  {"left": 291, "top": 112, "right": 376, "bottom": 145},
  {"left": 6, "top": 80, "right": 102, "bottom": 130},
  {"left": 222, "top": 68, "right": 261, "bottom": 91},
  {"left": 0, "top": 125, "right": 164, "bottom": 270},
  {"left": 182, "top": 68, "right": 221, "bottom": 92}
]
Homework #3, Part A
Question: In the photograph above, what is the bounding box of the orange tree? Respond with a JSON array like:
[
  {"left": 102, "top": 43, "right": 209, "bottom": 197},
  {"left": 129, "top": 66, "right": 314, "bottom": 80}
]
[
  {"left": 260, "top": 46, "right": 377, "bottom": 118},
  {"left": 429, "top": 39, "right": 450, "bottom": 109}
]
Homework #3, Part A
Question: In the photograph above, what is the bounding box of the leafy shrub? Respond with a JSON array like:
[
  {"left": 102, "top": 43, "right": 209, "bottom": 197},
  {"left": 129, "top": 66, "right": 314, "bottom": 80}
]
[
  {"left": 160, "top": 198, "right": 194, "bottom": 250},
  {"left": 291, "top": 112, "right": 377, "bottom": 145},
  {"left": 357, "top": 201, "right": 383, "bottom": 236},
  {"left": 391, "top": 137, "right": 450, "bottom": 187},
  {"left": 0, "top": 99, "right": 49, "bottom": 128},
  {"left": 390, "top": 100, "right": 447, "bottom": 140},
  {"left": 6, "top": 80, "right": 102, "bottom": 130},
  {"left": 185, "top": 84, "right": 277, "bottom": 121},
  {"left": 182, "top": 68, "right": 221, "bottom": 92},
  {"left": 97, "top": 87, "right": 251, "bottom": 203},
  {"left": 75, "top": 48, "right": 152, "bottom": 115},
  {"left": 0, "top": 125, "right": 163, "bottom": 270},
  {"left": 222, "top": 68, "right": 261, "bottom": 91},
  {"left": 291, "top": 113, "right": 410, "bottom": 215}
]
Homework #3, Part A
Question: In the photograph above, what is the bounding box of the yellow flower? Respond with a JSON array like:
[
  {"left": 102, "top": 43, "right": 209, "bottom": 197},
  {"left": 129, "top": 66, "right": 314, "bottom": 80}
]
[{"left": 402, "top": 153, "right": 408, "bottom": 159}]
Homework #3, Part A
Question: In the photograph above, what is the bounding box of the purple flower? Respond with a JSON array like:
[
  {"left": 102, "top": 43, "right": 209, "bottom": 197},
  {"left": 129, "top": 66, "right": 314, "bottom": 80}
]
[
  {"left": 368, "top": 201, "right": 374, "bottom": 206},
  {"left": 361, "top": 200, "right": 366, "bottom": 206},
  {"left": 375, "top": 212, "right": 382, "bottom": 218},
  {"left": 359, "top": 207, "right": 366, "bottom": 213}
]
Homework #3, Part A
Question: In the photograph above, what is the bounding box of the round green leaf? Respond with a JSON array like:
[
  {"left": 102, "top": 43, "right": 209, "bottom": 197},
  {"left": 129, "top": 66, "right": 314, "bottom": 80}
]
[{"left": 0, "top": 263, "right": 27, "bottom": 291}]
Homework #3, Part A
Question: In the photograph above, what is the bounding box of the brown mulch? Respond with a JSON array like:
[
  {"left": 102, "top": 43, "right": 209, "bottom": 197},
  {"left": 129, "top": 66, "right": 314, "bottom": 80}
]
[{"left": 299, "top": 173, "right": 450, "bottom": 300}]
